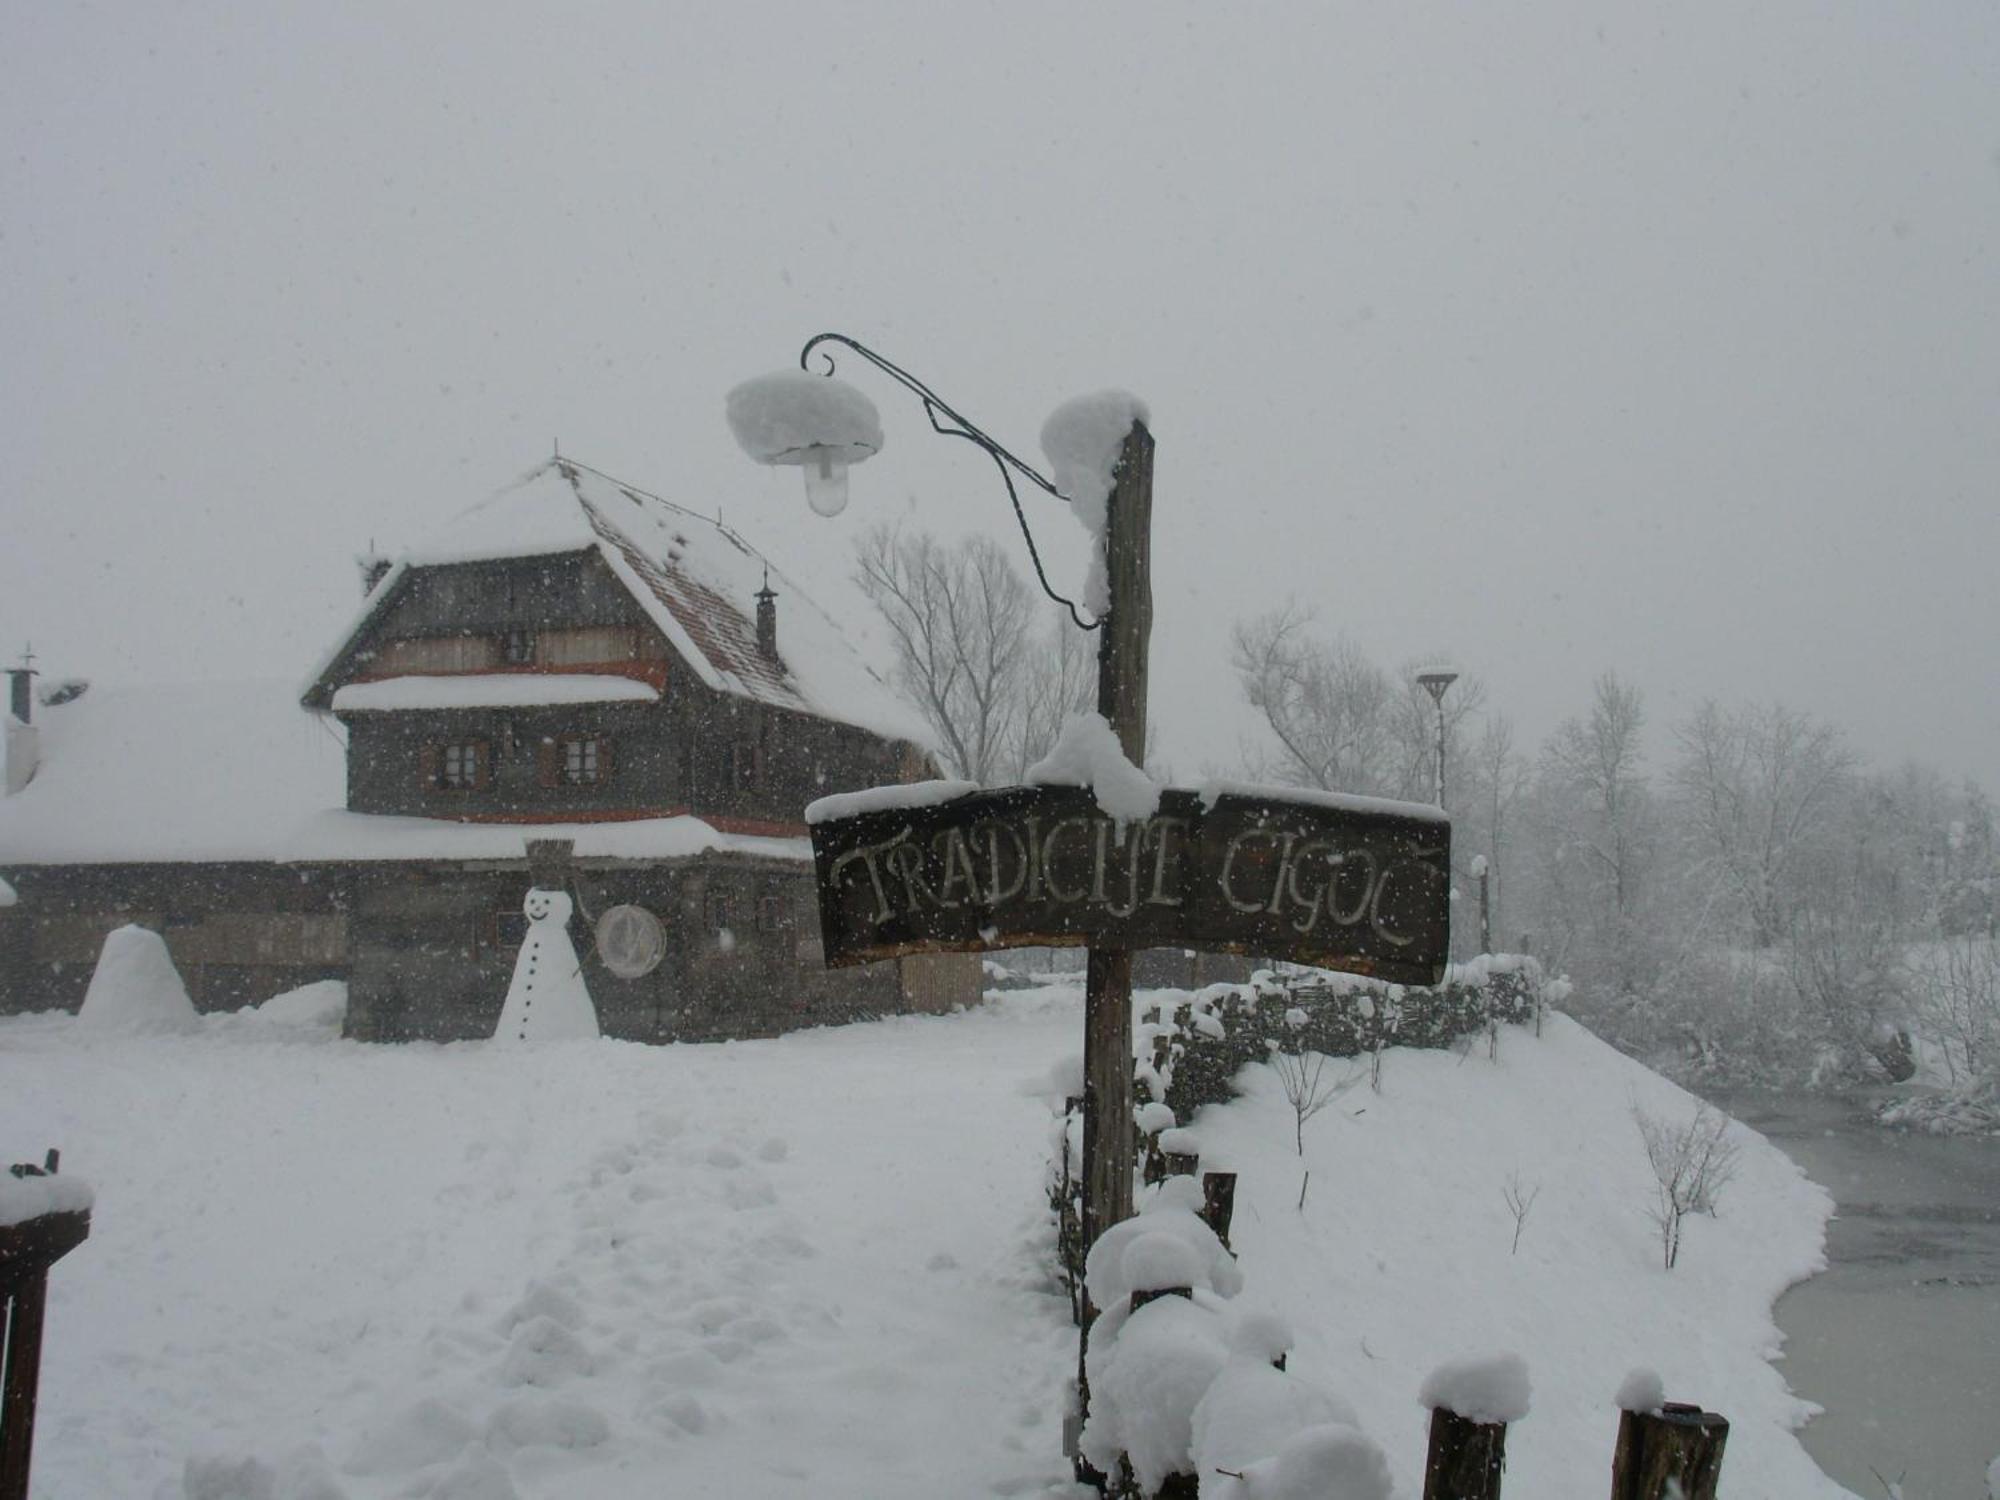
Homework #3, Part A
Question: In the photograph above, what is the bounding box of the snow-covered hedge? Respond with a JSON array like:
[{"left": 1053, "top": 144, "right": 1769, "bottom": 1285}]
[{"left": 1140, "top": 956, "right": 1558, "bottom": 1123}]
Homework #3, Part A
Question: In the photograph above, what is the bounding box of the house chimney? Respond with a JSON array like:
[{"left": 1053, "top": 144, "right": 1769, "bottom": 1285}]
[
  {"left": 5, "top": 648, "right": 38, "bottom": 795},
  {"left": 755, "top": 571, "right": 778, "bottom": 661}
]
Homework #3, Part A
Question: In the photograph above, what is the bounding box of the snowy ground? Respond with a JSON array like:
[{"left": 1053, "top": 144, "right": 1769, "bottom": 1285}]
[{"left": 0, "top": 986, "right": 1851, "bottom": 1499}]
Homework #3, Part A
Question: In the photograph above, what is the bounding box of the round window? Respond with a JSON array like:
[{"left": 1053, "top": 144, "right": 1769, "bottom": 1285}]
[{"left": 596, "top": 904, "right": 666, "bottom": 978}]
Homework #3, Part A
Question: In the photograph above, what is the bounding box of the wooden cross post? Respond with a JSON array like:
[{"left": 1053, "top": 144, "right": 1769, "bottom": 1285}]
[
  {"left": 1075, "top": 421, "right": 1154, "bottom": 1461},
  {"left": 1080, "top": 420, "right": 1153, "bottom": 1261}
]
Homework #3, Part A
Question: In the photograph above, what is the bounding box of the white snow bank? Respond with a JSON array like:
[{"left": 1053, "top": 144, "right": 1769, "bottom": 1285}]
[
  {"left": 331, "top": 675, "right": 658, "bottom": 712},
  {"left": 1026, "top": 712, "right": 1160, "bottom": 828},
  {"left": 0, "top": 1171, "right": 94, "bottom": 1227},
  {"left": 1419, "top": 1351, "right": 1532, "bottom": 1424},
  {"left": 1039, "top": 390, "right": 1149, "bottom": 615},
  {"left": 75, "top": 925, "right": 198, "bottom": 1035},
  {"left": 725, "top": 370, "right": 883, "bottom": 465},
  {"left": 805, "top": 779, "right": 980, "bottom": 825},
  {"left": 1616, "top": 1366, "right": 1666, "bottom": 1414}
]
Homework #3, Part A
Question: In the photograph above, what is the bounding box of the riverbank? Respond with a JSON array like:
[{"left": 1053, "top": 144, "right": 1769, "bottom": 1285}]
[{"left": 1715, "top": 1090, "right": 2000, "bottom": 1499}]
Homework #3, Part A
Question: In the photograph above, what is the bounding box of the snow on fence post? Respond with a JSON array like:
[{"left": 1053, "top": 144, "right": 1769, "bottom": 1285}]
[
  {"left": 1419, "top": 1354, "right": 1529, "bottom": 1500},
  {"left": 1, "top": 1151, "right": 93, "bottom": 1500},
  {"left": 1609, "top": 1402, "right": 1729, "bottom": 1500}
]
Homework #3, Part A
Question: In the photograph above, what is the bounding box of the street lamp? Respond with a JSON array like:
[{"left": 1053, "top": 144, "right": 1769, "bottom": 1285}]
[
  {"left": 725, "top": 335, "right": 1107, "bottom": 628},
  {"left": 727, "top": 336, "right": 1156, "bottom": 1468},
  {"left": 1415, "top": 667, "right": 1458, "bottom": 810}
]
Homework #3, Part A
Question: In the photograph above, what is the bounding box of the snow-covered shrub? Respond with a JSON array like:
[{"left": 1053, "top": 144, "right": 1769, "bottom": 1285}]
[{"left": 1143, "top": 957, "right": 1549, "bottom": 1123}]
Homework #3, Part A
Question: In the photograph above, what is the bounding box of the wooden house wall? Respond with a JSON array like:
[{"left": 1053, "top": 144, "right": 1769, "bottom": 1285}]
[
  {"left": 344, "top": 857, "right": 909, "bottom": 1044},
  {"left": 0, "top": 862, "right": 349, "bottom": 1015}
]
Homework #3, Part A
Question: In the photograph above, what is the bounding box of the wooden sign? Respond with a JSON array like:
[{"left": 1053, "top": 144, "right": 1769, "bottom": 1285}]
[{"left": 810, "top": 784, "right": 1451, "bottom": 987}]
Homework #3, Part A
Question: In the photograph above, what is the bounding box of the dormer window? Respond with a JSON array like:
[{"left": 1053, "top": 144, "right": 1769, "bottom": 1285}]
[{"left": 501, "top": 628, "right": 535, "bottom": 664}]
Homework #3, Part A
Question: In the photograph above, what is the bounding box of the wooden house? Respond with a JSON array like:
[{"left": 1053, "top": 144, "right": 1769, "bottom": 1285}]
[{"left": 0, "top": 459, "right": 980, "bottom": 1039}]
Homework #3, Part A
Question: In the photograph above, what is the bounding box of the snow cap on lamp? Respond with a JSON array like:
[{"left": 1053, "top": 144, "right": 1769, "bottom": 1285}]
[{"left": 725, "top": 370, "right": 883, "bottom": 516}]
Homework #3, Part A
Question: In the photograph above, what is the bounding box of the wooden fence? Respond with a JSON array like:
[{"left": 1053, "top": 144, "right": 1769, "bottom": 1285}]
[{"left": 1, "top": 1152, "right": 92, "bottom": 1500}]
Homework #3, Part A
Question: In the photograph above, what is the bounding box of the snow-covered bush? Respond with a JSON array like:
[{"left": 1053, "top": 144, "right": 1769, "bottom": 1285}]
[{"left": 1139, "top": 957, "right": 1550, "bottom": 1124}]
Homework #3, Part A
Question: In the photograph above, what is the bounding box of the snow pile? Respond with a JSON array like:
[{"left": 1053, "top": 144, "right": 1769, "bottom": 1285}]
[
  {"left": 1215, "top": 1423, "right": 1395, "bottom": 1500},
  {"left": 0, "top": 1170, "right": 94, "bottom": 1227},
  {"left": 1616, "top": 1366, "right": 1666, "bottom": 1415},
  {"left": 74, "top": 925, "right": 198, "bottom": 1035},
  {"left": 1038, "top": 390, "right": 1149, "bottom": 614},
  {"left": 1418, "top": 1352, "right": 1532, "bottom": 1425},
  {"left": 805, "top": 779, "right": 980, "bottom": 825},
  {"left": 1025, "top": 712, "right": 1159, "bottom": 828},
  {"left": 249, "top": 981, "right": 349, "bottom": 1032},
  {"left": 725, "top": 371, "right": 883, "bottom": 466}
]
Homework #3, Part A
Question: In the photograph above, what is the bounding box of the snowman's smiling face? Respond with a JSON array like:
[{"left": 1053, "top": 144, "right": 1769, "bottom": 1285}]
[{"left": 524, "top": 890, "right": 555, "bottom": 923}]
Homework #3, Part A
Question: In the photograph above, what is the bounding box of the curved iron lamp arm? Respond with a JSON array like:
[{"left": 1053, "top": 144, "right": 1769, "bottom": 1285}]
[{"left": 800, "top": 332, "right": 1100, "bottom": 631}]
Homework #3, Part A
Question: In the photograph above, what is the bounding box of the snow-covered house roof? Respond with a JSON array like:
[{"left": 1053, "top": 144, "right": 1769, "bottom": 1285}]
[
  {"left": 302, "top": 459, "right": 931, "bottom": 747},
  {"left": 0, "top": 681, "right": 809, "bottom": 868}
]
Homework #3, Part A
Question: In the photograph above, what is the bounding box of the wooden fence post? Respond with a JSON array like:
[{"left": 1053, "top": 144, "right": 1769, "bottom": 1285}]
[
  {"left": 1610, "top": 1403, "right": 1728, "bottom": 1500},
  {"left": 1422, "top": 1407, "right": 1509, "bottom": 1500},
  {"left": 1, "top": 1153, "right": 92, "bottom": 1500},
  {"left": 1199, "top": 1171, "right": 1236, "bottom": 1250}
]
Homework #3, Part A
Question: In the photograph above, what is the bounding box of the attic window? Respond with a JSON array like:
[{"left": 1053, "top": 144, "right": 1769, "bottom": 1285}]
[{"left": 501, "top": 628, "right": 535, "bottom": 665}]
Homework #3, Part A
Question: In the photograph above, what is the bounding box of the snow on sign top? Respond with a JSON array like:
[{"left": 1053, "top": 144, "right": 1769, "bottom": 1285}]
[{"left": 303, "top": 458, "right": 932, "bottom": 748}]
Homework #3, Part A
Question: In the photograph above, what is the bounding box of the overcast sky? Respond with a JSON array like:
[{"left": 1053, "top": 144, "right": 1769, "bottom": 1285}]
[{"left": 4, "top": 2, "right": 1996, "bottom": 794}]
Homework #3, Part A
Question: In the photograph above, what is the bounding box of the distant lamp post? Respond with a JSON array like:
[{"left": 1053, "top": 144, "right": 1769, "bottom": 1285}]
[
  {"left": 1470, "top": 853, "right": 1492, "bottom": 955},
  {"left": 1415, "top": 667, "right": 1458, "bottom": 809}
]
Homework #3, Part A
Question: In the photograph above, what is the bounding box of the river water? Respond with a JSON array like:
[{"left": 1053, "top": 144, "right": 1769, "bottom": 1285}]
[{"left": 1716, "top": 1091, "right": 2000, "bottom": 1499}]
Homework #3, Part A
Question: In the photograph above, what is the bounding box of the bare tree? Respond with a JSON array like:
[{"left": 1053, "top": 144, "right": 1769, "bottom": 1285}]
[
  {"left": 1500, "top": 1171, "right": 1541, "bottom": 1255},
  {"left": 1671, "top": 700, "right": 1855, "bottom": 949},
  {"left": 1543, "top": 672, "right": 1651, "bottom": 921},
  {"left": 1904, "top": 935, "right": 1999, "bottom": 1084},
  {"left": 853, "top": 525, "right": 1033, "bottom": 782},
  {"left": 1011, "top": 610, "right": 1098, "bottom": 777},
  {"left": 1635, "top": 1104, "right": 1741, "bottom": 1270},
  {"left": 1232, "top": 605, "right": 1482, "bottom": 805}
]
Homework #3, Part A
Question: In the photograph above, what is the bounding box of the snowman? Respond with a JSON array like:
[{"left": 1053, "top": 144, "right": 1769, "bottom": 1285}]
[{"left": 493, "top": 887, "right": 601, "bottom": 1042}]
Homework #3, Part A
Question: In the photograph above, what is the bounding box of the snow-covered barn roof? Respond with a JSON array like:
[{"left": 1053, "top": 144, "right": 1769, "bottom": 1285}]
[
  {"left": 303, "top": 459, "right": 931, "bottom": 747},
  {"left": 0, "top": 681, "right": 808, "bottom": 868}
]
